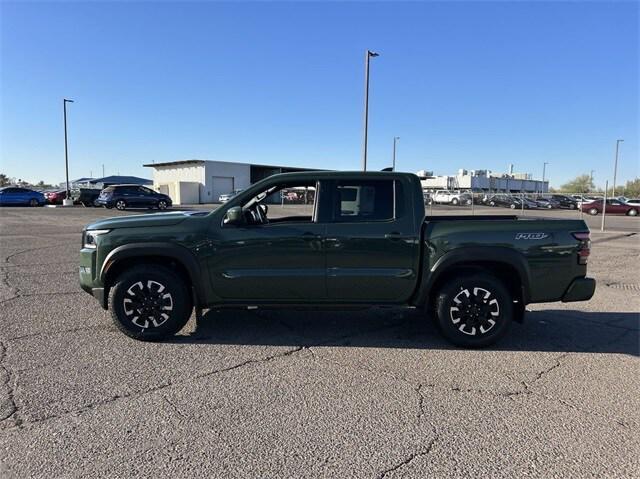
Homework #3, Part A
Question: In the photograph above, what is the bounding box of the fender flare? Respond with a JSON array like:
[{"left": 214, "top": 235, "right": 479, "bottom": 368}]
[
  {"left": 100, "top": 242, "right": 205, "bottom": 306},
  {"left": 414, "top": 246, "right": 532, "bottom": 307}
]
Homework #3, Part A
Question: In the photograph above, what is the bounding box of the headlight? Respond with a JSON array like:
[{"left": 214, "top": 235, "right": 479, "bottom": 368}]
[{"left": 84, "top": 229, "right": 110, "bottom": 249}]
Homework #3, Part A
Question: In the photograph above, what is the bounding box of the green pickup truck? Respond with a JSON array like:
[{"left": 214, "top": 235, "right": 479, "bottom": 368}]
[{"left": 80, "top": 171, "right": 595, "bottom": 347}]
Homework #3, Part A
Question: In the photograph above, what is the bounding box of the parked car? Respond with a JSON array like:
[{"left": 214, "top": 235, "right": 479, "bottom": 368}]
[
  {"left": 44, "top": 189, "right": 68, "bottom": 205},
  {"left": 581, "top": 199, "right": 639, "bottom": 216},
  {"left": 486, "top": 195, "right": 536, "bottom": 209},
  {"left": 80, "top": 171, "right": 595, "bottom": 348},
  {"left": 218, "top": 189, "right": 243, "bottom": 203},
  {"left": 0, "top": 187, "right": 46, "bottom": 206},
  {"left": 550, "top": 194, "right": 578, "bottom": 209},
  {"left": 432, "top": 190, "right": 472, "bottom": 206},
  {"left": 624, "top": 198, "right": 640, "bottom": 207},
  {"left": 71, "top": 188, "right": 101, "bottom": 207},
  {"left": 96, "top": 185, "right": 172, "bottom": 211},
  {"left": 576, "top": 195, "right": 602, "bottom": 207},
  {"left": 534, "top": 197, "right": 562, "bottom": 209}
]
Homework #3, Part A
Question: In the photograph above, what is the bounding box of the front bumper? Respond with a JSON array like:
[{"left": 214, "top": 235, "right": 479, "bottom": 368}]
[
  {"left": 95, "top": 198, "right": 113, "bottom": 207},
  {"left": 562, "top": 277, "right": 596, "bottom": 302}
]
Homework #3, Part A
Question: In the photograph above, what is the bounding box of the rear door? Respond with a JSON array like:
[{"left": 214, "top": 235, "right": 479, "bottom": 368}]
[{"left": 323, "top": 177, "right": 419, "bottom": 302}]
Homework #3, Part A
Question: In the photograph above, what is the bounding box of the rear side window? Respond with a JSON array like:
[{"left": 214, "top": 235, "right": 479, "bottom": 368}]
[{"left": 330, "top": 180, "right": 403, "bottom": 222}]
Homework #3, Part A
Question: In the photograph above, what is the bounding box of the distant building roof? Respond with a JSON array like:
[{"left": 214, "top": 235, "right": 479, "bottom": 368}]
[
  {"left": 90, "top": 175, "right": 152, "bottom": 186},
  {"left": 143, "top": 159, "right": 324, "bottom": 171},
  {"left": 143, "top": 160, "right": 205, "bottom": 168},
  {"left": 71, "top": 177, "right": 95, "bottom": 183}
]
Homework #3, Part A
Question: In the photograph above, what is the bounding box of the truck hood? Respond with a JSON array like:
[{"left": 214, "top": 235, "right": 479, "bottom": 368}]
[{"left": 85, "top": 211, "right": 203, "bottom": 230}]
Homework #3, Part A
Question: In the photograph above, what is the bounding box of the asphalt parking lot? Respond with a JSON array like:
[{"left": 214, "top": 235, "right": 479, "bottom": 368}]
[{"left": 1, "top": 206, "right": 639, "bottom": 478}]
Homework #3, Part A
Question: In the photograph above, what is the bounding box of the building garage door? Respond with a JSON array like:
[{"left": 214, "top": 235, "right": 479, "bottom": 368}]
[{"left": 212, "top": 176, "right": 234, "bottom": 202}]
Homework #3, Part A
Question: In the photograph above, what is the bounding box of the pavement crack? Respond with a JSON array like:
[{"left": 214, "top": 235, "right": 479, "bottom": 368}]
[
  {"left": 4, "top": 345, "right": 305, "bottom": 431},
  {"left": 0, "top": 341, "right": 21, "bottom": 427},
  {"left": 376, "top": 430, "right": 439, "bottom": 479},
  {"left": 162, "top": 395, "right": 187, "bottom": 419}
]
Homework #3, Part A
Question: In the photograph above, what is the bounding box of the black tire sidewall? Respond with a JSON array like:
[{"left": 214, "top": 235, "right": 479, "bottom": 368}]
[
  {"left": 436, "top": 274, "right": 513, "bottom": 348},
  {"left": 109, "top": 265, "right": 192, "bottom": 341}
]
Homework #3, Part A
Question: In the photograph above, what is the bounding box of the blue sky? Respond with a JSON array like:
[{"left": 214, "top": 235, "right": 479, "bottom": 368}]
[{"left": 1, "top": 1, "right": 638, "bottom": 188}]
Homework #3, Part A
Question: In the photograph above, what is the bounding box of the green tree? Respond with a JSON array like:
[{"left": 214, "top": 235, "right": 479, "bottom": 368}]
[
  {"left": 0, "top": 173, "right": 9, "bottom": 187},
  {"left": 621, "top": 178, "right": 640, "bottom": 198},
  {"left": 560, "top": 174, "right": 595, "bottom": 193}
]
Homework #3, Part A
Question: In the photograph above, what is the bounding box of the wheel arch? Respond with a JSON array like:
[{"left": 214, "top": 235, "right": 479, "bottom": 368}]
[
  {"left": 414, "top": 247, "right": 531, "bottom": 321},
  {"left": 100, "top": 243, "right": 204, "bottom": 309}
]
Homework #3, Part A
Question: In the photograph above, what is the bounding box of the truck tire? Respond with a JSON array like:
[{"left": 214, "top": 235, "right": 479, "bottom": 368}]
[
  {"left": 435, "top": 274, "right": 513, "bottom": 348},
  {"left": 109, "top": 265, "right": 193, "bottom": 341}
]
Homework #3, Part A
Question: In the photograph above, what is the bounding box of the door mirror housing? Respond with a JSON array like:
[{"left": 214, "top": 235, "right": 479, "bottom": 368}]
[{"left": 225, "top": 206, "right": 243, "bottom": 225}]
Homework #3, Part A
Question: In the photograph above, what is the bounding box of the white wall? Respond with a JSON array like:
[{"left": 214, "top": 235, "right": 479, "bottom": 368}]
[
  {"left": 203, "top": 161, "right": 251, "bottom": 203},
  {"left": 177, "top": 182, "right": 200, "bottom": 204},
  {"left": 149, "top": 161, "right": 253, "bottom": 204}
]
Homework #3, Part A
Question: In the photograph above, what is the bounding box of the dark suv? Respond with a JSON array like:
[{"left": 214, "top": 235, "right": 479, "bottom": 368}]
[{"left": 96, "top": 185, "right": 172, "bottom": 211}]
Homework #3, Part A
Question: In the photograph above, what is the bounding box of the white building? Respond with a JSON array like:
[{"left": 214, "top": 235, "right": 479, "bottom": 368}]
[
  {"left": 143, "top": 160, "right": 320, "bottom": 204},
  {"left": 417, "top": 169, "right": 549, "bottom": 193}
]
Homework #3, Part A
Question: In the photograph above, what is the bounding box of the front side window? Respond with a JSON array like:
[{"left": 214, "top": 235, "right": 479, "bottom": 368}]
[
  {"left": 225, "top": 181, "right": 318, "bottom": 226},
  {"left": 331, "top": 180, "right": 401, "bottom": 222}
]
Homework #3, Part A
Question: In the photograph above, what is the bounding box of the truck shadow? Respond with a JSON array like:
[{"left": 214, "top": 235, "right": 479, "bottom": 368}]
[{"left": 175, "top": 308, "right": 639, "bottom": 356}]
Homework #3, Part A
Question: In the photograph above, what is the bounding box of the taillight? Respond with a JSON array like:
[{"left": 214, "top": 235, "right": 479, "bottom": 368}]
[{"left": 572, "top": 231, "right": 591, "bottom": 265}]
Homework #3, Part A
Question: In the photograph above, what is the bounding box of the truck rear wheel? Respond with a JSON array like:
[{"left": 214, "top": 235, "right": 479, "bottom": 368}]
[
  {"left": 109, "top": 265, "right": 193, "bottom": 341},
  {"left": 435, "top": 274, "right": 513, "bottom": 348}
]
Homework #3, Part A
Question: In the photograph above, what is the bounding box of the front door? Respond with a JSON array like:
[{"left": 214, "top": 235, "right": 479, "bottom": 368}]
[
  {"left": 323, "top": 178, "right": 419, "bottom": 302},
  {"left": 209, "top": 181, "right": 326, "bottom": 301}
]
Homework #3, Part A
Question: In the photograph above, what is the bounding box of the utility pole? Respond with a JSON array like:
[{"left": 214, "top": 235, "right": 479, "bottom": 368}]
[
  {"left": 392, "top": 136, "right": 400, "bottom": 171},
  {"left": 63, "top": 99, "right": 74, "bottom": 206},
  {"left": 361, "top": 50, "right": 379, "bottom": 171},
  {"left": 102, "top": 164, "right": 105, "bottom": 177},
  {"left": 612, "top": 139, "right": 623, "bottom": 197},
  {"left": 542, "top": 162, "right": 548, "bottom": 193},
  {"left": 589, "top": 170, "right": 595, "bottom": 192}
]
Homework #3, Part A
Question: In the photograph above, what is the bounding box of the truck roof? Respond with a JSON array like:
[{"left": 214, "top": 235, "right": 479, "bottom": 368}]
[{"left": 264, "top": 171, "right": 418, "bottom": 181}]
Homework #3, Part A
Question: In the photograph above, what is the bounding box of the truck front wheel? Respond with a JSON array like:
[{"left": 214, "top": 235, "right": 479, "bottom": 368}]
[
  {"left": 435, "top": 274, "right": 513, "bottom": 348},
  {"left": 109, "top": 265, "right": 193, "bottom": 341}
]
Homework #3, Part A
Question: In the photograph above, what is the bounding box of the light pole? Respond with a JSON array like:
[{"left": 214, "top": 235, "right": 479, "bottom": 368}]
[
  {"left": 361, "top": 50, "right": 379, "bottom": 171},
  {"left": 542, "top": 162, "right": 548, "bottom": 193},
  {"left": 63, "top": 99, "right": 74, "bottom": 206},
  {"left": 612, "top": 139, "right": 623, "bottom": 197},
  {"left": 589, "top": 170, "right": 595, "bottom": 192},
  {"left": 392, "top": 136, "right": 400, "bottom": 171}
]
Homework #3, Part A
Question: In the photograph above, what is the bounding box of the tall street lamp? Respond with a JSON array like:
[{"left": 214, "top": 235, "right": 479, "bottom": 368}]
[
  {"left": 590, "top": 170, "right": 595, "bottom": 191},
  {"left": 612, "top": 139, "right": 623, "bottom": 197},
  {"left": 361, "top": 50, "right": 379, "bottom": 171},
  {"left": 63, "top": 98, "right": 74, "bottom": 206},
  {"left": 542, "top": 162, "right": 549, "bottom": 193},
  {"left": 392, "top": 137, "right": 400, "bottom": 171}
]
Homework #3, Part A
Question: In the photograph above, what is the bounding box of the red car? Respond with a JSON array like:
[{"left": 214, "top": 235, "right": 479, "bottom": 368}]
[
  {"left": 581, "top": 199, "right": 639, "bottom": 216},
  {"left": 44, "top": 190, "right": 68, "bottom": 205}
]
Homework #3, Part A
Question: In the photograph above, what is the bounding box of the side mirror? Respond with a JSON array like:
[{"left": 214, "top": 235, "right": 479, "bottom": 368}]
[{"left": 225, "top": 206, "right": 243, "bottom": 225}]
